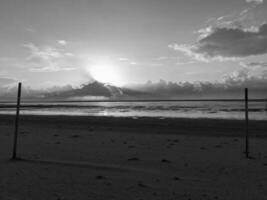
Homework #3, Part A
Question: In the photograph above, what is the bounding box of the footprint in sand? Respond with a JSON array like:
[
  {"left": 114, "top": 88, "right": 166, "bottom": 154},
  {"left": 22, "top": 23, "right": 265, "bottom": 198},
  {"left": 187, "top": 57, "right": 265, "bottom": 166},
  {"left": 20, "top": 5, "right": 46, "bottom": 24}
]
[
  {"left": 137, "top": 182, "right": 148, "bottom": 188},
  {"left": 128, "top": 157, "right": 139, "bottom": 161},
  {"left": 96, "top": 175, "right": 106, "bottom": 180},
  {"left": 88, "top": 126, "right": 94, "bottom": 131},
  {"left": 71, "top": 134, "right": 81, "bottom": 138},
  {"left": 20, "top": 131, "right": 28, "bottom": 135},
  {"left": 173, "top": 176, "right": 181, "bottom": 181},
  {"left": 161, "top": 159, "right": 171, "bottom": 163}
]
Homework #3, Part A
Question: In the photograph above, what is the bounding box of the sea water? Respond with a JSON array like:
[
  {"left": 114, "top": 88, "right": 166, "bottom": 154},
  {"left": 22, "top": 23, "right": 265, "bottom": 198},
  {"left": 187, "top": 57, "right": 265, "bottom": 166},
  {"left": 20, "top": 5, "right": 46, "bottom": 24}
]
[{"left": 0, "top": 101, "right": 266, "bottom": 120}]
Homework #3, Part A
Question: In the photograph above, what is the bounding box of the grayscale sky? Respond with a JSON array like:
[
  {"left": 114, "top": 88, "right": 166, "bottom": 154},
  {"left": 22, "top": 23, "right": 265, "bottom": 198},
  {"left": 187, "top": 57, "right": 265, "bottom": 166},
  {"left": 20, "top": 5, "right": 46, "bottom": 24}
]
[{"left": 0, "top": 0, "right": 267, "bottom": 88}]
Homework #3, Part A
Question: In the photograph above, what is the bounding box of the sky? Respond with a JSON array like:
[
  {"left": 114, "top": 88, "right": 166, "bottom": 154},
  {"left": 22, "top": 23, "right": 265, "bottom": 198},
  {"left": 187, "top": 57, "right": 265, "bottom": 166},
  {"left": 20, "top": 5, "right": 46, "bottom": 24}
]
[{"left": 0, "top": 0, "right": 267, "bottom": 90}]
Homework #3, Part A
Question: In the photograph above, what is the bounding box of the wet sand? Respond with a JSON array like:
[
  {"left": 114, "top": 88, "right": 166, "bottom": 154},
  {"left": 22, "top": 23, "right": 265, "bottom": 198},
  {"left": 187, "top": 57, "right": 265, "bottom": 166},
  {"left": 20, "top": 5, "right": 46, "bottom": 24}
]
[{"left": 1, "top": 115, "right": 267, "bottom": 200}]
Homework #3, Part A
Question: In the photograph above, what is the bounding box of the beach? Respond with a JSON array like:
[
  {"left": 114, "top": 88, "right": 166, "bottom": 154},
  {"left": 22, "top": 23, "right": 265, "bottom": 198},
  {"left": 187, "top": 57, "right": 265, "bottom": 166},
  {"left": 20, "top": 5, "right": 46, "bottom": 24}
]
[{"left": 1, "top": 115, "right": 267, "bottom": 200}]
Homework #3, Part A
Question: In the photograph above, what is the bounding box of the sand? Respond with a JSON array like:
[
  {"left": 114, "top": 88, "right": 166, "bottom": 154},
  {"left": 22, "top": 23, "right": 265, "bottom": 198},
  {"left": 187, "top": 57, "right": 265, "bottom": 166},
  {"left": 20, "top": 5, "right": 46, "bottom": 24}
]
[{"left": 0, "top": 114, "right": 267, "bottom": 200}]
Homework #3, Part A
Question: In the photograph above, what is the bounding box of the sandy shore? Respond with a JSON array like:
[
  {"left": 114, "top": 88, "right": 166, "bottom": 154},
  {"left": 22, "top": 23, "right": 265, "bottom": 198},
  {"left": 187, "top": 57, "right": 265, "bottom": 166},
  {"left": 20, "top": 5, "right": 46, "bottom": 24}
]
[{"left": 1, "top": 115, "right": 267, "bottom": 200}]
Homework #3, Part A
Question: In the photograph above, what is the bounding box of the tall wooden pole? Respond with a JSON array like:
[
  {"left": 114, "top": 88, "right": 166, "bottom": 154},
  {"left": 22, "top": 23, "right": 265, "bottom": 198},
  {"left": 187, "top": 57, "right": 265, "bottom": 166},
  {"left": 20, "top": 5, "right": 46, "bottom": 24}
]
[
  {"left": 245, "top": 88, "right": 249, "bottom": 158},
  {"left": 12, "top": 82, "right": 22, "bottom": 160}
]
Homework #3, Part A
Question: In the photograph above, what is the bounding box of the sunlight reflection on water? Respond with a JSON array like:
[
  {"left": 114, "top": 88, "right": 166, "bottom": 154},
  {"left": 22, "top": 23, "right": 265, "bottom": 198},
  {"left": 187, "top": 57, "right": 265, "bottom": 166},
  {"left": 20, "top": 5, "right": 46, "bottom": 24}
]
[{"left": 0, "top": 101, "right": 266, "bottom": 120}]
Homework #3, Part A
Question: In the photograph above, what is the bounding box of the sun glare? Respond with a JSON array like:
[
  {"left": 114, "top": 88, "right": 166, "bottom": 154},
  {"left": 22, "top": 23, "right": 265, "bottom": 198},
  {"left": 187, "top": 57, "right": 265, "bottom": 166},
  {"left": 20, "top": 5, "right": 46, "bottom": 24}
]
[{"left": 88, "top": 59, "right": 123, "bottom": 86}]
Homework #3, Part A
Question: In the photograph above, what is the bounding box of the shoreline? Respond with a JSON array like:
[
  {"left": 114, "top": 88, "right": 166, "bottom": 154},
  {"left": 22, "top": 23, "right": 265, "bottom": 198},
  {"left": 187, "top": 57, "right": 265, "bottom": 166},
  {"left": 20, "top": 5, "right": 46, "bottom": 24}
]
[{"left": 0, "top": 114, "right": 266, "bottom": 137}]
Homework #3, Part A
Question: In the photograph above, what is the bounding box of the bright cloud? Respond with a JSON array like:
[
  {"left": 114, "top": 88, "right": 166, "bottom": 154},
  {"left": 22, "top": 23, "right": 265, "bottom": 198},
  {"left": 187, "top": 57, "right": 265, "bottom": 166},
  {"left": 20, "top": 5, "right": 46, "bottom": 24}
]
[
  {"left": 246, "top": 0, "right": 264, "bottom": 5},
  {"left": 23, "top": 43, "right": 77, "bottom": 72},
  {"left": 118, "top": 57, "right": 129, "bottom": 61},
  {"left": 222, "top": 61, "right": 267, "bottom": 88},
  {"left": 58, "top": 40, "right": 67, "bottom": 46}
]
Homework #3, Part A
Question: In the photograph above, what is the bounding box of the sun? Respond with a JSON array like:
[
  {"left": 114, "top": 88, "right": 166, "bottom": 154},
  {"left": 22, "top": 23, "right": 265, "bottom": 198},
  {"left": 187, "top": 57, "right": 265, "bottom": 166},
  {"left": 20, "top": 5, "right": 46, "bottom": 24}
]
[{"left": 88, "top": 59, "right": 123, "bottom": 86}]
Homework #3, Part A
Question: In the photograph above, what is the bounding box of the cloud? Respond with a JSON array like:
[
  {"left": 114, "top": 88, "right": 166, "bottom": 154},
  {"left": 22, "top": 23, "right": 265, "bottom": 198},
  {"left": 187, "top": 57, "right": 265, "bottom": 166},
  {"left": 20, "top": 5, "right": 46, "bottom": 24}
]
[
  {"left": 170, "top": 23, "right": 267, "bottom": 61},
  {"left": 125, "top": 66, "right": 267, "bottom": 98},
  {"left": 203, "top": 1, "right": 262, "bottom": 32},
  {"left": 242, "top": 61, "right": 267, "bottom": 68},
  {"left": 169, "top": 44, "right": 210, "bottom": 62},
  {"left": 58, "top": 40, "right": 67, "bottom": 46},
  {"left": 48, "top": 81, "right": 124, "bottom": 99},
  {"left": 0, "top": 77, "right": 17, "bottom": 86},
  {"left": 246, "top": 0, "right": 263, "bottom": 5},
  {"left": 25, "top": 43, "right": 61, "bottom": 59},
  {"left": 118, "top": 57, "right": 129, "bottom": 61},
  {"left": 25, "top": 27, "right": 36, "bottom": 33},
  {"left": 124, "top": 78, "right": 267, "bottom": 99},
  {"left": 122, "top": 60, "right": 267, "bottom": 98},
  {"left": 0, "top": 77, "right": 18, "bottom": 95},
  {"left": 222, "top": 61, "right": 267, "bottom": 87},
  {"left": 153, "top": 56, "right": 194, "bottom": 65},
  {"left": 197, "top": 26, "right": 213, "bottom": 39},
  {"left": 23, "top": 43, "right": 77, "bottom": 72},
  {"left": 178, "top": 0, "right": 266, "bottom": 62},
  {"left": 2, "top": 72, "right": 267, "bottom": 99}
]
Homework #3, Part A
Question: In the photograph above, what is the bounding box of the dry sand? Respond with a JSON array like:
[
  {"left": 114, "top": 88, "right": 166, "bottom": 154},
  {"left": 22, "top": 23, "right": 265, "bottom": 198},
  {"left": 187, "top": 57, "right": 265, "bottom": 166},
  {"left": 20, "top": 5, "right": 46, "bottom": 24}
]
[{"left": 0, "top": 115, "right": 267, "bottom": 200}]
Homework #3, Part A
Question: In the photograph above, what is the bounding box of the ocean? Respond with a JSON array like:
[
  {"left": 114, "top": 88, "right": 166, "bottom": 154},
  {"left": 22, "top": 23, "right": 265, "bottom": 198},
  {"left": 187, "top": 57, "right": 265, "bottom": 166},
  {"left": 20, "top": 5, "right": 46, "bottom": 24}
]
[{"left": 0, "top": 100, "right": 267, "bottom": 120}]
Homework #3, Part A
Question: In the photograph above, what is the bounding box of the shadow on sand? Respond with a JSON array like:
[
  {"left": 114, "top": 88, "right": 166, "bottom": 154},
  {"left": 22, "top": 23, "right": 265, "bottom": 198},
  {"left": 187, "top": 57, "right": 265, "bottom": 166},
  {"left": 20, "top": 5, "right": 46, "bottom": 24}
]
[{"left": 8, "top": 157, "right": 151, "bottom": 173}]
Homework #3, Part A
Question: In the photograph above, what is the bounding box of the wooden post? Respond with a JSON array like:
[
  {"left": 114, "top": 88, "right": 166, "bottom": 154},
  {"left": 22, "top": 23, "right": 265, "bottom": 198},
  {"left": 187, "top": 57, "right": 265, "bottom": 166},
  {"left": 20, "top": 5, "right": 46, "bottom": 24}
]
[
  {"left": 245, "top": 88, "right": 249, "bottom": 158},
  {"left": 12, "top": 82, "right": 22, "bottom": 160}
]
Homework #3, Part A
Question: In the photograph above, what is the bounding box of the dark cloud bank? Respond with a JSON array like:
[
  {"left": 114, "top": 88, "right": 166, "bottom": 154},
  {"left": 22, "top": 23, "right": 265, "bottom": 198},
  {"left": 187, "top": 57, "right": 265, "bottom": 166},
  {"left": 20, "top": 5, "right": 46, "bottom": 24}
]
[
  {"left": 198, "top": 23, "right": 267, "bottom": 58},
  {"left": 172, "top": 23, "right": 267, "bottom": 60},
  {"left": 1, "top": 77, "right": 267, "bottom": 100}
]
